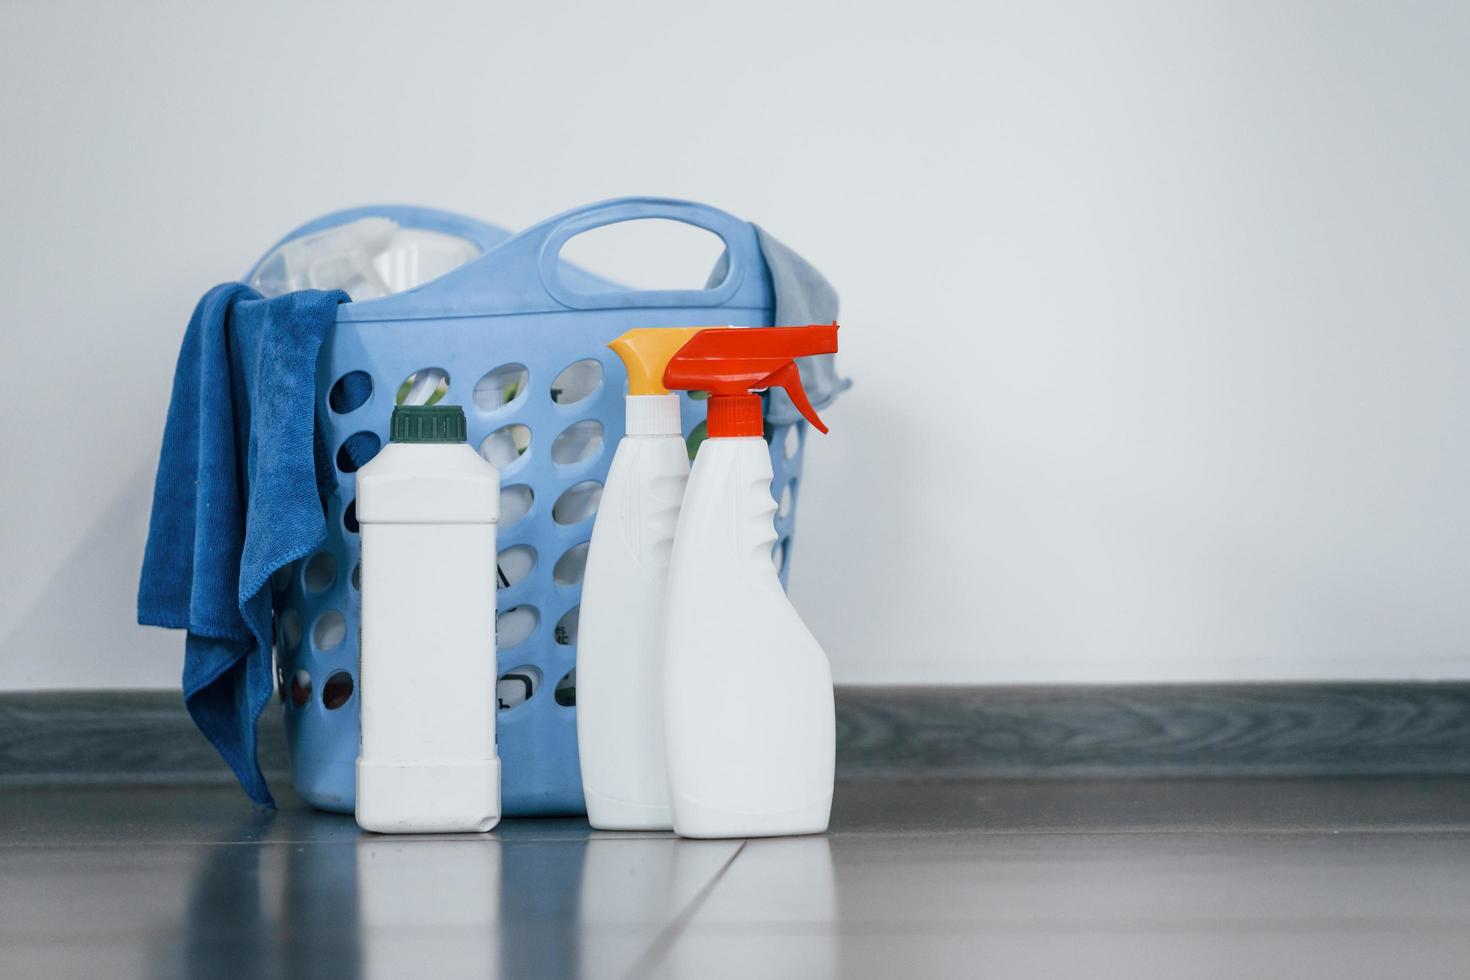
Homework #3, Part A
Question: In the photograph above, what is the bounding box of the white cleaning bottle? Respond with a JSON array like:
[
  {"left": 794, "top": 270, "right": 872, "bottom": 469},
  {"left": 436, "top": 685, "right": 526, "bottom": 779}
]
[
  {"left": 577, "top": 327, "right": 702, "bottom": 830},
  {"left": 661, "top": 324, "right": 841, "bottom": 839},
  {"left": 355, "top": 404, "right": 501, "bottom": 834}
]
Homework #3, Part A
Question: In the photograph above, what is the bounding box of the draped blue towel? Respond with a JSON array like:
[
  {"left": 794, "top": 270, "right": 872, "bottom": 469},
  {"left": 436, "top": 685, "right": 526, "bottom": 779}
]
[{"left": 138, "top": 285, "right": 350, "bottom": 807}]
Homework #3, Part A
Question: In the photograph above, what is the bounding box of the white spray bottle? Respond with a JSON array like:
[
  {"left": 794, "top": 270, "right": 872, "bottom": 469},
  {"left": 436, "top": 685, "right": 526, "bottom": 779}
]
[
  {"left": 355, "top": 404, "right": 501, "bottom": 834},
  {"left": 661, "top": 324, "right": 841, "bottom": 839},
  {"left": 576, "top": 327, "right": 701, "bottom": 830}
]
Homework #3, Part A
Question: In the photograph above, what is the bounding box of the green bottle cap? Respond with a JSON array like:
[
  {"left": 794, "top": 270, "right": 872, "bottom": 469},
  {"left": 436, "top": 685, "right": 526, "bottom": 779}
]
[{"left": 391, "top": 405, "right": 468, "bottom": 444}]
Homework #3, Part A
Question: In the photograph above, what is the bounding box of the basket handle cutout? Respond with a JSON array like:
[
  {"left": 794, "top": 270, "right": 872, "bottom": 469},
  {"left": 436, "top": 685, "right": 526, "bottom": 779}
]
[{"left": 537, "top": 199, "right": 756, "bottom": 310}]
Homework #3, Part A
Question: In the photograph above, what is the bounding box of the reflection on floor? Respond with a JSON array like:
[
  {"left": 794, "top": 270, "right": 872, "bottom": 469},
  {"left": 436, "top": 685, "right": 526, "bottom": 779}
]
[{"left": 1, "top": 776, "right": 1469, "bottom": 978}]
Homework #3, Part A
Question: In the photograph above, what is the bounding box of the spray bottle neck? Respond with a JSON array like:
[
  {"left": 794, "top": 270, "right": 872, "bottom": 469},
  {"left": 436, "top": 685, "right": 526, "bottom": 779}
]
[
  {"left": 625, "top": 392, "right": 682, "bottom": 437},
  {"left": 707, "top": 393, "right": 765, "bottom": 437}
]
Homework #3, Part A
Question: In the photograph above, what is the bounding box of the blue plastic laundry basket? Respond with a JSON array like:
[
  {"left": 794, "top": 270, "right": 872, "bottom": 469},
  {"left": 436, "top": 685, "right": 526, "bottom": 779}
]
[{"left": 252, "top": 198, "right": 826, "bottom": 816}]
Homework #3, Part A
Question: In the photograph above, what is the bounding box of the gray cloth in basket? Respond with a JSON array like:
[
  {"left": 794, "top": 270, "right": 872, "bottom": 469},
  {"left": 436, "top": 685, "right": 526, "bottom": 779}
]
[{"left": 707, "top": 227, "right": 850, "bottom": 425}]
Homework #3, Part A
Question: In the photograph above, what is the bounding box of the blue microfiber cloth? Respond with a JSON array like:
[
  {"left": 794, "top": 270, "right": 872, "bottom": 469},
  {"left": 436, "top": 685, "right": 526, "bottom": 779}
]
[{"left": 138, "top": 284, "right": 350, "bottom": 807}]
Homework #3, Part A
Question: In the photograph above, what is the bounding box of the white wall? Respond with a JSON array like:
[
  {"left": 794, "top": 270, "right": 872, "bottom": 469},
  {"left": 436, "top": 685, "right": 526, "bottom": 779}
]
[{"left": 2, "top": 0, "right": 1467, "bottom": 689}]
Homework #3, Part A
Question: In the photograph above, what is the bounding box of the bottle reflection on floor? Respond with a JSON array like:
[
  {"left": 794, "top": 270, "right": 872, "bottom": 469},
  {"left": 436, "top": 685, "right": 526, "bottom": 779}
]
[
  {"left": 662, "top": 837, "right": 837, "bottom": 979},
  {"left": 166, "top": 816, "right": 836, "bottom": 979},
  {"left": 579, "top": 834, "right": 837, "bottom": 979}
]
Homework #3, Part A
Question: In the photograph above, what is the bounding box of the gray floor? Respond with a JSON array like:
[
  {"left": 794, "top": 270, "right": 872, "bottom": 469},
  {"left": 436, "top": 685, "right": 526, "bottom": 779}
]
[{"left": 2, "top": 777, "right": 1468, "bottom": 979}]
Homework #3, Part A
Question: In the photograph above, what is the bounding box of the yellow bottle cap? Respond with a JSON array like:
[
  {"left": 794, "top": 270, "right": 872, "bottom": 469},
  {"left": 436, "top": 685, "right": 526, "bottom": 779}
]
[{"left": 608, "top": 327, "right": 708, "bottom": 395}]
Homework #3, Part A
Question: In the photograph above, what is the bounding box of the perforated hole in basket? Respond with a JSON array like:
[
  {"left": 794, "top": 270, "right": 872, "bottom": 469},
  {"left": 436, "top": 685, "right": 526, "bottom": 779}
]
[
  {"left": 553, "top": 541, "right": 590, "bottom": 586},
  {"left": 289, "top": 669, "right": 312, "bottom": 708},
  {"left": 778, "top": 481, "right": 795, "bottom": 519},
  {"left": 313, "top": 610, "right": 346, "bottom": 652},
  {"left": 474, "top": 363, "right": 529, "bottom": 413},
  {"left": 496, "top": 545, "right": 536, "bottom": 589},
  {"left": 552, "top": 481, "right": 602, "bottom": 525},
  {"left": 303, "top": 552, "right": 336, "bottom": 594},
  {"left": 322, "top": 671, "right": 354, "bottom": 710},
  {"left": 550, "top": 420, "right": 604, "bottom": 466},
  {"left": 497, "top": 665, "right": 541, "bottom": 710},
  {"left": 480, "top": 424, "right": 531, "bottom": 470},
  {"left": 279, "top": 608, "right": 302, "bottom": 652},
  {"left": 554, "top": 669, "right": 576, "bottom": 707},
  {"left": 783, "top": 425, "right": 800, "bottom": 460},
  {"left": 554, "top": 606, "right": 579, "bottom": 646},
  {"left": 329, "top": 371, "right": 373, "bottom": 414},
  {"left": 499, "top": 485, "right": 534, "bottom": 527},
  {"left": 772, "top": 537, "right": 789, "bottom": 576},
  {"left": 550, "top": 359, "right": 602, "bottom": 405},
  {"left": 496, "top": 605, "right": 539, "bottom": 649},
  {"left": 397, "top": 368, "right": 450, "bottom": 406},
  {"left": 336, "top": 431, "right": 381, "bottom": 474}
]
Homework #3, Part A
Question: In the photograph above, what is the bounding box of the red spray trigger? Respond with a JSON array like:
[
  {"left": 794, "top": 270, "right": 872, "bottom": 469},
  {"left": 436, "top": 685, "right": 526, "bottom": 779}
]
[{"left": 663, "top": 324, "right": 840, "bottom": 437}]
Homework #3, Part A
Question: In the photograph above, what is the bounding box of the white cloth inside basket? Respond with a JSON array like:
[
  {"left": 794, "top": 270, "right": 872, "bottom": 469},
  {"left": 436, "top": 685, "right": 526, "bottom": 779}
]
[{"left": 250, "top": 218, "right": 482, "bottom": 301}]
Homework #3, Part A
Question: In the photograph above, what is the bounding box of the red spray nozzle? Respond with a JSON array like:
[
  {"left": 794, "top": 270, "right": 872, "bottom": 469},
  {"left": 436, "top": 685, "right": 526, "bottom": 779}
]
[{"left": 663, "top": 324, "right": 840, "bottom": 437}]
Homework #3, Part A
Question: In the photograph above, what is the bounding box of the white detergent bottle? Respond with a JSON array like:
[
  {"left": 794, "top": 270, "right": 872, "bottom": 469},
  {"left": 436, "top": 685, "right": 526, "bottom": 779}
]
[
  {"left": 355, "top": 404, "right": 501, "bottom": 834},
  {"left": 661, "top": 324, "right": 841, "bottom": 839},
  {"left": 577, "top": 327, "right": 702, "bottom": 830}
]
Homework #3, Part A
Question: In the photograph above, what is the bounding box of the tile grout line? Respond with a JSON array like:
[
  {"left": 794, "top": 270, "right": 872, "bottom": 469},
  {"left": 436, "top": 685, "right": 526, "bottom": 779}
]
[{"left": 619, "top": 840, "right": 748, "bottom": 980}]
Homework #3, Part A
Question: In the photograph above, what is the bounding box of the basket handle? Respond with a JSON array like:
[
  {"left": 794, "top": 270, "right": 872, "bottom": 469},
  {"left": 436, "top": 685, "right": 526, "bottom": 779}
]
[{"left": 535, "top": 198, "right": 757, "bottom": 310}]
